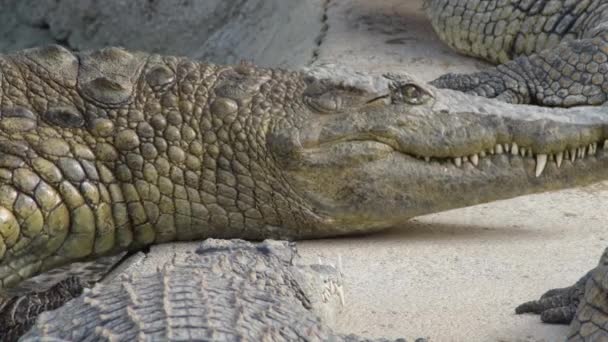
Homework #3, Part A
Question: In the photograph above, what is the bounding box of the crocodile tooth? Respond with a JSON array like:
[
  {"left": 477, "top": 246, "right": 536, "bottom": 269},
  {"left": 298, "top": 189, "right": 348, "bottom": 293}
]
[
  {"left": 578, "top": 147, "right": 585, "bottom": 159},
  {"left": 555, "top": 152, "right": 563, "bottom": 168},
  {"left": 495, "top": 144, "right": 503, "bottom": 154},
  {"left": 479, "top": 151, "right": 486, "bottom": 158},
  {"left": 463, "top": 156, "right": 469, "bottom": 163},
  {"left": 470, "top": 154, "right": 479, "bottom": 166},
  {"left": 511, "top": 143, "right": 519, "bottom": 156},
  {"left": 570, "top": 148, "right": 577, "bottom": 162},
  {"left": 489, "top": 147, "right": 495, "bottom": 155},
  {"left": 503, "top": 143, "right": 510, "bottom": 152},
  {"left": 604, "top": 140, "right": 608, "bottom": 150},
  {"left": 535, "top": 154, "right": 548, "bottom": 177},
  {"left": 591, "top": 143, "right": 597, "bottom": 155},
  {"left": 454, "top": 157, "right": 462, "bottom": 167},
  {"left": 519, "top": 148, "right": 526, "bottom": 157}
]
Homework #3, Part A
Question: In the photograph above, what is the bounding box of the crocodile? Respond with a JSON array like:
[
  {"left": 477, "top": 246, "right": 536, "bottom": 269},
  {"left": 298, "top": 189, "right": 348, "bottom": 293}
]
[
  {"left": 0, "top": 46, "right": 605, "bottom": 339},
  {"left": 19, "top": 239, "right": 415, "bottom": 342},
  {"left": 426, "top": 0, "right": 608, "bottom": 107}
]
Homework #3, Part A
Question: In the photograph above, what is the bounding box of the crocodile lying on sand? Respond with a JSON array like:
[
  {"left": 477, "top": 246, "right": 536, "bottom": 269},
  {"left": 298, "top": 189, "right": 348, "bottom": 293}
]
[
  {"left": 20, "top": 239, "right": 414, "bottom": 342},
  {"left": 2, "top": 0, "right": 608, "bottom": 340},
  {"left": 0, "top": 47, "right": 607, "bottom": 340}
]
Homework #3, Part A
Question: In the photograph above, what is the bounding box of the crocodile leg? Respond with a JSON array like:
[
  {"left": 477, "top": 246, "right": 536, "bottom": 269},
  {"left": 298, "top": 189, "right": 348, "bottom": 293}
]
[
  {"left": 517, "top": 247, "right": 608, "bottom": 341},
  {"left": 426, "top": 0, "right": 608, "bottom": 107},
  {"left": 515, "top": 270, "right": 590, "bottom": 324}
]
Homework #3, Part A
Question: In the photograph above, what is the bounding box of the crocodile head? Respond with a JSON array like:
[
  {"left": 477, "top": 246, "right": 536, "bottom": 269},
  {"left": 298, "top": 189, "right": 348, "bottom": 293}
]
[{"left": 270, "top": 64, "right": 608, "bottom": 235}]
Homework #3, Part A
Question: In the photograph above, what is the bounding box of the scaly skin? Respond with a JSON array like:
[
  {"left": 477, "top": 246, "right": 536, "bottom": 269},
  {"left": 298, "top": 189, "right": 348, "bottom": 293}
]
[
  {"left": 20, "top": 239, "right": 412, "bottom": 342},
  {"left": 426, "top": 0, "right": 608, "bottom": 107},
  {"left": 0, "top": 46, "right": 608, "bottom": 340}
]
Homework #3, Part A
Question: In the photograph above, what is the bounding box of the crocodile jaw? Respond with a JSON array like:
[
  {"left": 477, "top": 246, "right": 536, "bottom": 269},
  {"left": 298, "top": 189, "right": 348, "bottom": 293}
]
[{"left": 280, "top": 88, "right": 608, "bottom": 234}]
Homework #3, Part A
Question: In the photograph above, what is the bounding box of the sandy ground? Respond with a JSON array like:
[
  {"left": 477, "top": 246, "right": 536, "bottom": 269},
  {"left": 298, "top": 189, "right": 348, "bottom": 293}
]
[{"left": 297, "top": 1, "right": 608, "bottom": 341}]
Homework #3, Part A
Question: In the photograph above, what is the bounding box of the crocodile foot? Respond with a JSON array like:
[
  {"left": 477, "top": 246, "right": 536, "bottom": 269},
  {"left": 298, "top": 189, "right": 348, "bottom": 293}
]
[
  {"left": 430, "top": 65, "right": 532, "bottom": 105},
  {"left": 518, "top": 246, "right": 608, "bottom": 341},
  {"left": 515, "top": 270, "right": 590, "bottom": 324}
]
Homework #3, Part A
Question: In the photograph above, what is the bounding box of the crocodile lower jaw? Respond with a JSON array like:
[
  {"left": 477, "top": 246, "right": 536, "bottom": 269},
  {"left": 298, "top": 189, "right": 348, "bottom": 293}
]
[{"left": 409, "top": 140, "right": 608, "bottom": 177}]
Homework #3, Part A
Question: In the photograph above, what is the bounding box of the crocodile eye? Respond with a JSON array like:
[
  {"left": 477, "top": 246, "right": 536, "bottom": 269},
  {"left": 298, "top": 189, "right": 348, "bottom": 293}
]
[
  {"left": 401, "top": 84, "right": 432, "bottom": 105},
  {"left": 390, "top": 83, "right": 432, "bottom": 105}
]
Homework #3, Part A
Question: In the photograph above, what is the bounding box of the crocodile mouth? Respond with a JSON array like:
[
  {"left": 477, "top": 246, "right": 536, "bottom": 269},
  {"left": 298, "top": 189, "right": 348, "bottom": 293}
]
[
  {"left": 304, "top": 136, "right": 608, "bottom": 178},
  {"left": 290, "top": 136, "right": 608, "bottom": 229},
  {"left": 381, "top": 138, "right": 608, "bottom": 177}
]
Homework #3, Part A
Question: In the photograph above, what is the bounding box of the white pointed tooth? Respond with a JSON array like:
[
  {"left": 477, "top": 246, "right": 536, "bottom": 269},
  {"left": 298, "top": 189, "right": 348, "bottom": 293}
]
[
  {"left": 495, "top": 144, "right": 503, "bottom": 154},
  {"left": 503, "top": 143, "right": 510, "bottom": 152},
  {"left": 511, "top": 143, "right": 519, "bottom": 156},
  {"left": 570, "top": 148, "right": 577, "bottom": 162},
  {"left": 519, "top": 148, "right": 526, "bottom": 157},
  {"left": 463, "top": 156, "right": 469, "bottom": 162},
  {"left": 604, "top": 140, "right": 608, "bottom": 150},
  {"left": 424, "top": 156, "right": 430, "bottom": 162},
  {"left": 535, "top": 154, "right": 548, "bottom": 177},
  {"left": 555, "top": 152, "right": 563, "bottom": 168},
  {"left": 590, "top": 143, "right": 597, "bottom": 155},
  {"left": 578, "top": 147, "right": 585, "bottom": 158},
  {"left": 454, "top": 157, "right": 462, "bottom": 167},
  {"left": 480, "top": 151, "right": 486, "bottom": 158},
  {"left": 470, "top": 154, "right": 479, "bottom": 166},
  {"left": 489, "top": 147, "right": 495, "bottom": 155}
]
